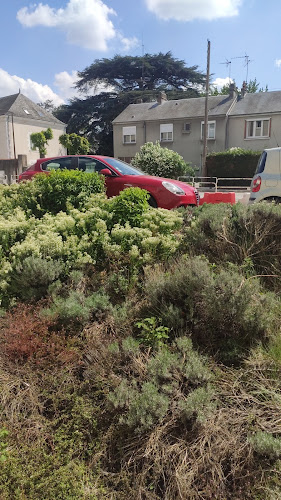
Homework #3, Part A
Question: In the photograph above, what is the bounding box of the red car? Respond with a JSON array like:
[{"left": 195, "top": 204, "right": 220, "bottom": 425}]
[{"left": 19, "top": 155, "right": 199, "bottom": 209}]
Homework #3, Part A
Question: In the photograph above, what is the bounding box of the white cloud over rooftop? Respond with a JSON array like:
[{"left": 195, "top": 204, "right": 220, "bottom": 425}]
[
  {"left": 145, "top": 0, "right": 242, "bottom": 21},
  {"left": 0, "top": 69, "right": 64, "bottom": 106}
]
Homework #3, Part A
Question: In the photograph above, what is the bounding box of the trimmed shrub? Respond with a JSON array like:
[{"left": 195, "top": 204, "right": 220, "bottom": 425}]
[
  {"left": 132, "top": 141, "right": 195, "bottom": 179},
  {"left": 10, "top": 169, "right": 106, "bottom": 217},
  {"left": 206, "top": 147, "right": 261, "bottom": 179}
]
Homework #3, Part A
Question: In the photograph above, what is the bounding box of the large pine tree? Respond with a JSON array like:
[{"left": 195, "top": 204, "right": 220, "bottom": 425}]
[{"left": 54, "top": 52, "right": 205, "bottom": 156}]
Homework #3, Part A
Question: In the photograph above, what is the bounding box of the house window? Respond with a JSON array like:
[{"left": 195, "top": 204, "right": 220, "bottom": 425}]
[
  {"left": 160, "top": 123, "right": 173, "bottom": 142},
  {"left": 201, "top": 121, "right": 216, "bottom": 140},
  {"left": 123, "top": 126, "right": 136, "bottom": 144},
  {"left": 183, "top": 123, "right": 191, "bottom": 133},
  {"left": 245, "top": 118, "right": 270, "bottom": 139}
]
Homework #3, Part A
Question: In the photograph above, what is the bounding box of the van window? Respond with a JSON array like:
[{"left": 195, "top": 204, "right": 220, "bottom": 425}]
[{"left": 255, "top": 151, "right": 267, "bottom": 174}]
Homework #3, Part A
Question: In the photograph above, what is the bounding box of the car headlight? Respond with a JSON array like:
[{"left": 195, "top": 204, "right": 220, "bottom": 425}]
[{"left": 162, "top": 181, "right": 185, "bottom": 195}]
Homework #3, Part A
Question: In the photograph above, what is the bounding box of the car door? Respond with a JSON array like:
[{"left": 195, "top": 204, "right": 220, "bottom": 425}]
[
  {"left": 78, "top": 156, "right": 124, "bottom": 197},
  {"left": 41, "top": 157, "right": 78, "bottom": 171}
]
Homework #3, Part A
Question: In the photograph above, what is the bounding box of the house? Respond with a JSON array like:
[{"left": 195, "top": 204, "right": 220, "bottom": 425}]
[
  {"left": 112, "top": 85, "right": 281, "bottom": 171},
  {"left": 0, "top": 93, "right": 67, "bottom": 165}
]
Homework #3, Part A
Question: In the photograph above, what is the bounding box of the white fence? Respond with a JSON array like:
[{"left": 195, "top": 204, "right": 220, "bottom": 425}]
[{"left": 178, "top": 176, "right": 252, "bottom": 192}]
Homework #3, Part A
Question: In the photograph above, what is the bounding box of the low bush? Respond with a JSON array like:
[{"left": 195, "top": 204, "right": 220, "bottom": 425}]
[
  {"left": 206, "top": 147, "right": 261, "bottom": 178},
  {"left": 107, "top": 336, "right": 214, "bottom": 433},
  {"left": 132, "top": 141, "right": 195, "bottom": 178},
  {"left": 183, "top": 202, "right": 281, "bottom": 290},
  {"left": 1, "top": 169, "right": 105, "bottom": 217},
  {"left": 144, "top": 255, "right": 279, "bottom": 363}
]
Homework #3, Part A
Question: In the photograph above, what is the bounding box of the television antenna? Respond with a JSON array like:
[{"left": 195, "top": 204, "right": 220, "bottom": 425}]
[
  {"left": 231, "top": 54, "right": 253, "bottom": 83},
  {"left": 220, "top": 59, "right": 232, "bottom": 82}
]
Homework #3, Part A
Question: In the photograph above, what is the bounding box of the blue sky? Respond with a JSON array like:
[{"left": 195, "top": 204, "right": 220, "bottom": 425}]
[{"left": 1, "top": 0, "right": 281, "bottom": 106}]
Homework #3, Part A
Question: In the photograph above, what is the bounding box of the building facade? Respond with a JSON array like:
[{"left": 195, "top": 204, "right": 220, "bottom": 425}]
[
  {"left": 113, "top": 87, "right": 281, "bottom": 170},
  {"left": 0, "top": 93, "right": 66, "bottom": 165}
]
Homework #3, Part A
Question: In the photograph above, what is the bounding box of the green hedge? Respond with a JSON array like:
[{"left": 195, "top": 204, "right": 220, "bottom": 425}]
[{"left": 206, "top": 148, "right": 261, "bottom": 178}]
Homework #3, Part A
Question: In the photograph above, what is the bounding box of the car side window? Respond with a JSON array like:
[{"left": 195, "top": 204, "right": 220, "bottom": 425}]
[
  {"left": 78, "top": 157, "right": 114, "bottom": 174},
  {"left": 41, "top": 157, "right": 77, "bottom": 171}
]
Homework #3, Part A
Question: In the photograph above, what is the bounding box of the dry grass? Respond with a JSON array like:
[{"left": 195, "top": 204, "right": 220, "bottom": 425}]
[{"left": 93, "top": 358, "right": 281, "bottom": 500}]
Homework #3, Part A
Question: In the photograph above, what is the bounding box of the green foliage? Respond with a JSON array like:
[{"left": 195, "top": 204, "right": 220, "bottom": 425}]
[
  {"left": 0, "top": 447, "right": 97, "bottom": 499},
  {"left": 183, "top": 202, "right": 281, "bottom": 289},
  {"left": 59, "top": 133, "right": 91, "bottom": 155},
  {"left": 108, "top": 186, "right": 149, "bottom": 227},
  {"left": 54, "top": 52, "right": 205, "bottom": 155},
  {"left": 0, "top": 428, "right": 8, "bottom": 462},
  {"left": 30, "top": 127, "right": 53, "bottom": 157},
  {"left": 9, "top": 256, "right": 63, "bottom": 301},
  {"left": 206, "top": 147, "right": 261, "bottom": 178},
  {"left": 42, "top": 289, "right": 112, "bottom": 328},
  {"left": 135, "top": 316, "right": 169, "bottom": 348},
  {"left": 248, "top": 431, "right": 281, "bottom": 459},
  {"left": 18, "top": 169, "right": 105, "bottom": 216},
  {"left": 108, "top": 336, "right": 214, "bottom": 432},
  {"left": 76, "top": 52, "right": 205, "bottom": 93},
  {"left": 144, "top": 255, "right": 279, "bottom": 363},
  {"left": 132, "top": 141, "right": 195, "bottom": 179}
]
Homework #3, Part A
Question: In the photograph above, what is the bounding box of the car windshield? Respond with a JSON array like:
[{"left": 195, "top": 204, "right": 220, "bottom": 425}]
[{"left": 103, "top": 158, "right": 145, "bottom": 176}]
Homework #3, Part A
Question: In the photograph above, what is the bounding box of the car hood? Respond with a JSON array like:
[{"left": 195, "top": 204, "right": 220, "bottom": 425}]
[{"left": 128, "top": 174, "right": 195, "bottom": 192}]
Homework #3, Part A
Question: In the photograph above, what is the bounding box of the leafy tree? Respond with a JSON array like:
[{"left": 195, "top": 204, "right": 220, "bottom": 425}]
[
  {"left": 37, "top": 100, "right": 55, "bottom": 112},
  {"left": 30, "top": 127, "right": 53, "bottom": 158},
  {"left": 54, "top": 52, "right": 205, "bottom": 156},
  {"left": 76, "top": 52, "right": 205, "bottom": 93},
  {"left": 132, "top": 141, "right": 195, "bottom": 179},
  {"left": 59, "top": 133, "right": 92, "bottom": 155},
  {"left": 210, "top": 78, "right": 268, "bottom": 96}
]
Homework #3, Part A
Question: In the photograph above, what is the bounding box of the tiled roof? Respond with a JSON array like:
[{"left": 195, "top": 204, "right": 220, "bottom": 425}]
[
  {"left": 229, "top": 90, "right": 281, "bottom": 115},
  {"left": 112, "top": 94, "right": 235, "bottom": 123},
  {"left": 0, "top": 93, "right": 65, "bottom": 125}
]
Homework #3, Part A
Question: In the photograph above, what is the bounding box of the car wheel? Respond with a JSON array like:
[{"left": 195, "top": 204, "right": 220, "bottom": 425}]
[
  {"left": 264, "top": 197, "right": 281, "bottom": 204},
  {"left": 148, "top": 195, "right": 158, "bottom": 208}
]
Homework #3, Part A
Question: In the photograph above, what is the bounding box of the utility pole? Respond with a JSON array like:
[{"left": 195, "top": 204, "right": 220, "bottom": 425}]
[{"left": 202, "top": 40, "right": 210, "bottom": 178}]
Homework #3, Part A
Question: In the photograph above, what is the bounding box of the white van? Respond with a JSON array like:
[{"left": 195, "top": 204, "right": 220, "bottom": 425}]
[{"left": 249, "top": 147, "right": 281, "bottom": 204}]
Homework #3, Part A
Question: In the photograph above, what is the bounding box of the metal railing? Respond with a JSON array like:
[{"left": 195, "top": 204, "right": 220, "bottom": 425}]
[{"left": 178, "top": 176, "right": 252, "bottom": 192}]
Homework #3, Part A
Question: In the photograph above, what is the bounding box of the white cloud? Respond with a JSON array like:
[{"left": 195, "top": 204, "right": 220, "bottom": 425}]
[
  {"left": 53, "top": 70, "right": 115, "bottom": 100},
  {"left": 54, "top": 70, "right": 80, "bottom": 100},
  {"left": 145, "top": 0, "right": 242, "bottom": 21},
  {"left": 275, "top": 59, "right": 281, "bottom": 68},
  {"left": 211, "top": 77, "right": 232, "bottom": 89},
  {"left": 17, "top": 0, "right": 137, "bottom": 51},
  {"left": 0, "top": 69, "right": 64, "bottom": 106}
]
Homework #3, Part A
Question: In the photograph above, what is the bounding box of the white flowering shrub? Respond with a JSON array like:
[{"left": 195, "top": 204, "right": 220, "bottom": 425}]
[{"left": 0, "top": 183, "right": 183, "bottom": 306}]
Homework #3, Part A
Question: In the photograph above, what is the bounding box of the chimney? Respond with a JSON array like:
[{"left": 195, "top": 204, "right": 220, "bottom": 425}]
[
  {"left": 136, "top": 98, "right": 143, "bottom": 104},
  {"left": 228, "top": 83, "right": 236, "bottom": 99},
  {"left": 157, "top": 91, "right": 167, "bottom": 105},
  {"left": 241, "top": 81, "right": 247, "bottom": 98}
]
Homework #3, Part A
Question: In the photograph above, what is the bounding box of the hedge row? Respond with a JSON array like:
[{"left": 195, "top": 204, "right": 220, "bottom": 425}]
[{"left": 206, "top": 147, "right": 261, "bottom": 178}]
